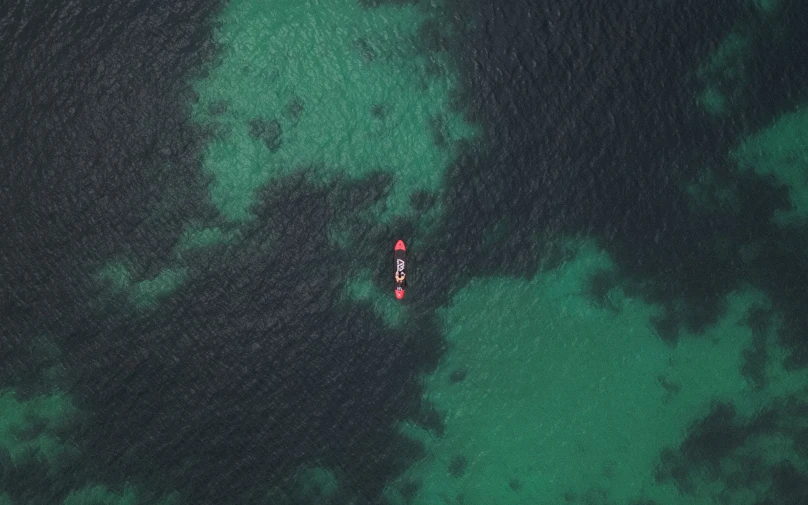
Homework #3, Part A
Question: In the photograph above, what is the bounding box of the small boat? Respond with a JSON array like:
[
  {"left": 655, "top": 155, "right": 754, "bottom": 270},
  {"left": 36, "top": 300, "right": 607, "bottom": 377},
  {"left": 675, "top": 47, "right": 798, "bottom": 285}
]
[{"left": 394, "top": 240, "right": 407, "bottom": 299}]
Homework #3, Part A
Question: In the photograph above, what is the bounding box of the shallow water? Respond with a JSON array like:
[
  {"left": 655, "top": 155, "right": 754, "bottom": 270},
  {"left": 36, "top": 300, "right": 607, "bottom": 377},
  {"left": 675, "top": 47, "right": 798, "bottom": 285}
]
[{"left": 4, "top": 0, "right": 808, "bottom": 504}]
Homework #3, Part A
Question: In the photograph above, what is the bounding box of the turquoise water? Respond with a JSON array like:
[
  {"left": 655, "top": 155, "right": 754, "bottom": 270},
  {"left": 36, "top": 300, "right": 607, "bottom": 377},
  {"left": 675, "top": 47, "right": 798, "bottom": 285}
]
[
  {"left": 191, "top": 0, "right": 477, "bottom": 224},
  {"left": 387, "top": 242, "right": 805, "bottom": 504},
  {"left": 5, "top": 0, "right": 808, "bottom": 503}
]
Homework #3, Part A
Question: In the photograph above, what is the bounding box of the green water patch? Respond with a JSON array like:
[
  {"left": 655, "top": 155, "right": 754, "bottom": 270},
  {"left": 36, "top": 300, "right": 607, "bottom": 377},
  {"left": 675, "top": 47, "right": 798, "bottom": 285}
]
[
  {"left": 0, "top": 389, "right": 78, "bottom": 468},
  {"left": 293, "top": 467, "right": 339, "bottom": 503},
  {"left": 698, "top": 83, "right": 729, "bottom": 116},
  {"left": 262, "top": 465, "right": 361, "bottom": 505},
  {"left": 0, "top": 387, "right": 184, "bottom": 503},
  {"left": 190, "top": 0, "right": 478, "bottom": 223},
  {"left": 63, "top": 486, "right": 139, "bottom": 505},
  {"left": 97, "top": 262, "right": 133, "bottom": 292},
  {"left": 94, "top": 0, "right": 479, "bottom": 311},
  {"left": 685, "top": 167, "right": 741, "bottom": 213},
  {"left": 97, "top": 262, "right": 188, "bottom": 309},
  {"left": 696, "top": 1, "right": 792, "bottom": 117},
  {"left": 62, "top": 485, "right": 178, "bottom": 505},
  {"left": 343, "top": 268, "right": 407, "bottom": 328},
  {"left": 95, "top": 225, "right": 232, "bottom": 311},
  {"left": 654, "top": 309, "right": 808, "bottom": 502},
  {"left": 732, "top": 106, "right": 808, "bottom": 226},
  {"left": 130, "top": 268, "right": 188, "bottom": 308},
  {"left": 750, "top": 0, "right": 784, "bottom": 16},
  {"left": 175, "top": 225, "right": 235, "bottom": 253},
  {"left": 385, "top": 239, "right": 808, "bottom": 505},
  {"left": 696, "top": 31, "right": 750, "bottom": 116}
]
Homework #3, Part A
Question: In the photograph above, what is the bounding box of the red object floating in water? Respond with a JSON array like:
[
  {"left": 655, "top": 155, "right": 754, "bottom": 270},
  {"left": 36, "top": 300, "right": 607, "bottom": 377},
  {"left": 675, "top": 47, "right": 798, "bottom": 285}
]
[{"left": 394, "top": 240, "right": 406, "bottom": 300}]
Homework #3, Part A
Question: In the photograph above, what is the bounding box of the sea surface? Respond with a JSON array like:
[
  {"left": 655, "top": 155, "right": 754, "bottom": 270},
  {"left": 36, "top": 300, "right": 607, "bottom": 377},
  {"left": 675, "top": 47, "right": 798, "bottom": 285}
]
[{"left": 3, "top": 0, "right": 808, "bottom": 504}]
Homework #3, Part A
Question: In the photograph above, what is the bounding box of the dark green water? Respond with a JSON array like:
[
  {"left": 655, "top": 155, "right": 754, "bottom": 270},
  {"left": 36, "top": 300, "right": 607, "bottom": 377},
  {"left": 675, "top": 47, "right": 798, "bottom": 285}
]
[{"left": 4, "top": 0, "right": 808, "bottom": 504}]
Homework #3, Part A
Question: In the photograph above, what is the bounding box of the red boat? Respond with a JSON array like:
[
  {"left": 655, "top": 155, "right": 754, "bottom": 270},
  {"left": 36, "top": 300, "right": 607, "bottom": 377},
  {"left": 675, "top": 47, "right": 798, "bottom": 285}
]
[{"left": 394, "top": 240, "right": 407, "bottom": 299}]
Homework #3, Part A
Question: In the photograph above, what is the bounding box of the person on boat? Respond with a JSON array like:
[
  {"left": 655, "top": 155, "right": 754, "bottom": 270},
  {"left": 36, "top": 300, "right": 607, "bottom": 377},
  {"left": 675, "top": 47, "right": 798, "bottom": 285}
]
[{"left": 395, "top": 271, "right": 406, "bottom": 284}]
